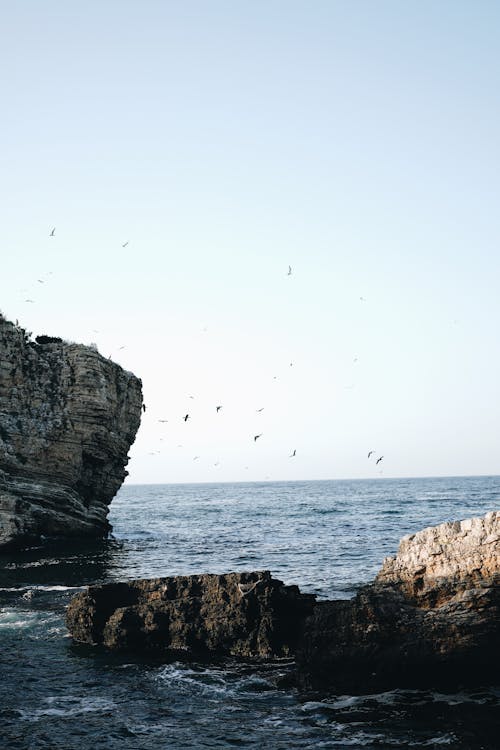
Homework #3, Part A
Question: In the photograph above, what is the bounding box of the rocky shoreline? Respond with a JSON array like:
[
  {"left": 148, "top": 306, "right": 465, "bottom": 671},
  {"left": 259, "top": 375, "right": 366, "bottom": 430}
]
[
  {"left": 67, "top": 510, "right": 499, "bottom": 695},
  {"left": 0, "top": 315, "right": 143, "bottom": 549}
]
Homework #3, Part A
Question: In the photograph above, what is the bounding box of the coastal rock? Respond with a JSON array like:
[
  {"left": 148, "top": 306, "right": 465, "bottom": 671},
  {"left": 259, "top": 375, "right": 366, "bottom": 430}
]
[
  {"left": 295, "top": 510, "right": 500, "bottom": 693},
  {"left": 66, "top": 571, "right": 317, "bottom": 658},
  {"left": 0, "top": 315, "right": 142, "bottom": 549}
]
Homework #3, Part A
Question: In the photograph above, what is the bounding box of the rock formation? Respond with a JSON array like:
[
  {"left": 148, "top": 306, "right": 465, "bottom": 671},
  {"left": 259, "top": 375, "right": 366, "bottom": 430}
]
[
  {"left": 296, "top": 510, "right": 500, "bottom": 693},
  {"left": 0, "top": 314, "right": 142, "bottom": 549},
  {"left": 65, "top": 511, "right": 500, "bottom": 695},
  {"left": 66, "top": 571, "right": 317, "bottom": 658}
]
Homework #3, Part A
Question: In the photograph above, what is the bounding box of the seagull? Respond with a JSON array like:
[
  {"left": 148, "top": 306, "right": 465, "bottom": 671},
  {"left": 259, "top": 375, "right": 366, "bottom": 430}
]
[
  {"left": 254, "top": 434, "right": 262, "bottom": 442},
  {"left": 158, "top": 419, "right": 168, "bottom": 423},
  {"left": 237, "top": 580, "right": 262, "bottom": 597},
  {"left": 367, "top": 451, "right": 374, "bottom": 459},
  {"left": 25, "top": 299, "right": 35, "bottom": 303},
  {"left": 359, "top": 296, "right": 366, "bottom": 301},
  {"left": 122, "top": 241, "right": 129, "bottom": 247},
  {"left": 118, "top": 346, "right": 126, "bottom": 350},
  {"left": 214, "top": 462, "right": 220, "bottom": 467},
  {"left": 216, "top": 405, "right": 222, "bottom": 413},
  {"left": 289, "top": 449, "right": 296, "bottom": 458},
  {"left": 193, "top": 456, "right": 200, "bottom": 461},
  {"left": 184, "top": 414, "right": 189, "bottom": 422},
  {"left": 142, "top": 404, "right": 146, "bottom": 413},
  {"left": 37, "top": 279, "right": 44, "bottom": 284},
  {"left": 49, "top": 227, "right": 55, "bottom": 237},
  {"left": 188, "top": 395, "right": 195, "bottom": 400},
  {"left": 287, "top": 265, "right": 292, "bottom": 276},
  {"left": 256, "top": 408, "right": 264, "bottom": 413},
  {"left": 376, "top": 456, "right": 384, "bottom": 465}
]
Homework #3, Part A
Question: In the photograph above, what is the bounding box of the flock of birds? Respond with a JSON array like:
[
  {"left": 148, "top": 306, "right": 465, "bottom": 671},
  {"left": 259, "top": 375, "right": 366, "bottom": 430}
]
[{"left": 19, "top": 227, "right": 386, "bottom": 477}]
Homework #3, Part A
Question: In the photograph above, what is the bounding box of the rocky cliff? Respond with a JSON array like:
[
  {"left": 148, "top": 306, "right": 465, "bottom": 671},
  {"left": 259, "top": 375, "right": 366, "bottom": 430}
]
[
  {"left": 296, "top": 510, "right": 500, "bottom": 693},
  {"left": 66, "top": 571, "right": 317, "bottom": 658},
  {"left": 0, "top": 314, "right": 143, "bottom": 549}
]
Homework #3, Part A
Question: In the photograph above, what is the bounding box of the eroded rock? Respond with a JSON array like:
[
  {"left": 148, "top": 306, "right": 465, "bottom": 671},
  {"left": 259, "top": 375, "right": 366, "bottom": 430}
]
[
  {"left": 295, "top": 510, "right": 500, "bottom": 693},
  {"left": 0, "top": 315, "right": 142, "bottom": 548},
  {"left": 66, "top": 571, "right": 317, "bottom": 658}
]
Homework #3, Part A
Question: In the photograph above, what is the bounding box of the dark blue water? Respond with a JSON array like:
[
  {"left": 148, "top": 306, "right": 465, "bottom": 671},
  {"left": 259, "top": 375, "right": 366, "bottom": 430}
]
[{"left": 1, "top": 477, "right": 499, "bottom": 749}]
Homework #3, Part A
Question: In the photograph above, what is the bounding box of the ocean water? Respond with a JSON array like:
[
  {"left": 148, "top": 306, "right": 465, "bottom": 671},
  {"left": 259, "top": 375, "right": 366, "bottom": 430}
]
[{"left": 1, "top": 476, "right": 499, "bottom": 749}]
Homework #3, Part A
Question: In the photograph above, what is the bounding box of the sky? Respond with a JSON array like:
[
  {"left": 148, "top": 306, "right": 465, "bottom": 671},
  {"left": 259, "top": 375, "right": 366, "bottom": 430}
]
[{"left": 1, "top": 1, "right": 500, "bottom": 483}]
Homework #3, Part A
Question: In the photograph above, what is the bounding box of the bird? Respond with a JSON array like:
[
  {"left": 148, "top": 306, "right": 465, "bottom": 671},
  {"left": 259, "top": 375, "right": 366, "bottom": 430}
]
[
  {"left": 158, "top": 419, "right": 168, "bottom": 423},
  {"left": 289, "top": 362, "right": 293, "bottom": 367},
  {"left": 122, "top": 241, "right": 129, "bottom": 247},
  {"left": 142, "top": 404, "right": 146, "bottom": 413},
  {"left": 359, "top": 296, "right": 366, "bottom": 301},
  {"left": 367, "top": 451, "right": 374, "bottom": 459},
  {"left": 216, "top": 405, "right": 222, "bottom": 413},
  {"left": 188, "top": 395, "right": 195, "bottom": 400},
  {"left": 287, "top": 265, "right": 292, "bottom": 276},
  {"left": 256, "top": 408, "right": 264, "bottom": 413},
  {"left": 214, "top": 462, "right": 220, "bottom": 467},
  {"left": 193, "top": 456, "right": 200, "bottom": 461},
  {"left": 376, "top": 456, "right": 384, "bottom": 465},
  {"left": 49, "top": 227, "right": 55, "bottom": 237},
  {"left": 25, "top": 299, "right": 35, "bottom": 303},
  {"left": 37, "top": 279, "right": 44, "bottom": 284},
  {"left": 237, "top": 580, "right": 262, "bottom": 597},
  {"left": 118, "top": 346, "right": 126, "bottom": 350},
  {"left": 289, "top": 449, "right": 296, "bottom": 458},
  {"left": 183, "top": 414, "right": 189, "bottom": 422},
  {"left": 254, "top": 434, "right": 262, "bottom": 442}
]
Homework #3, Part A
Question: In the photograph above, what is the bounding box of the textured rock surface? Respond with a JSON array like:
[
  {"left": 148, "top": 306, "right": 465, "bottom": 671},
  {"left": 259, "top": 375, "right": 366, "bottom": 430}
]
[
  {"left": 0, "top": 315, "right": 142, "bottom": 549},
  {"left": 296, "top": 510, "right": 500, "bottom": 694},
  {"left": 377, "top": 510, "right": 500, "bottom": 604},
  {"left": 66, "top": 571, "right": 316, "bottom": 658}
]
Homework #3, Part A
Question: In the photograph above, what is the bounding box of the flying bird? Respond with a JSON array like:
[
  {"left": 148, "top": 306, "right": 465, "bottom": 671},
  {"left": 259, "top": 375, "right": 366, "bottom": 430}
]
[
  {"left": 289, "top": 449, "right": 296, "bottom": 458},
  {"left": 216, "top": 405, "right": 222, "bottom": 412},
  {"left": 287, "top": 265, "right": 292, "bottom": 276},
  {"left": 359, "top": 296, "right": 366, "bottom": 301},
  {"left": 183, "top": 414, "right": 189, "bottom": 422},
  {"left": 158, "top": 419, "right": 168, "bottom": 423},
  {"left": 256, "top": 408, "right": 264, "bottom": 413},
  {"left": 142, "top": 404, "right": 146, "bottom": 413},
  {"left": 122, "top": 241, "right": 129, "bottom": 247},
  {"left": 367, "top": 451, "right": 374, "bottom": 459},
  {"left": 37, "top": 279, "right": 44, "bottom": 284},
  {"left": 254, "top": 434, "right": 262, "bottom": 442},
  {"left": 376, "top": 456, "right": 384, "bottom": 465},
  {"left": 25, "top": 299, "right": 35, "bottom": 303},
  {"left": 193, "top": 456, "right": 200, "bottom": 461},
  {"left": 49, "top": 227, "right": 55, "bottom": 237}
]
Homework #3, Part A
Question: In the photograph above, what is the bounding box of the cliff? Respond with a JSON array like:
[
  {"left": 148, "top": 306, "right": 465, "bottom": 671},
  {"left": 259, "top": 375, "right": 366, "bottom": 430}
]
[{"left": 0, "top": 314, "right": 143, "bottom": 549}]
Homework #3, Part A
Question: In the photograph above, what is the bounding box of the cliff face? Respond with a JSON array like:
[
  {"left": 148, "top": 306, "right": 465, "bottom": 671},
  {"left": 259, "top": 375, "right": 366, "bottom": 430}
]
[{"left": 0, "top": 315, "right": 143, "bottom": 549}]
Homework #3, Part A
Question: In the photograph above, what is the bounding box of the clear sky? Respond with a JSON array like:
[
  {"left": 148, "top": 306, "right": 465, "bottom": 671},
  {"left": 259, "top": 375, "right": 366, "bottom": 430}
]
[{"left": 2, "top": 2, "right": 500, "bottom": 483}]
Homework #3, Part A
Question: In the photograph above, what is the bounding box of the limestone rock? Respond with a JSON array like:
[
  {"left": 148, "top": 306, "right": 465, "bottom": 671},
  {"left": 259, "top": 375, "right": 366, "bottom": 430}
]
[
  {"left": 295, "top": 510, "right": 500, "bottom": 694},
  {"left": 66, "top": 571, "right": 317, "bottom": 658},
  {"left": 0, "top": 314, "right": 142, "bottom": 548}
]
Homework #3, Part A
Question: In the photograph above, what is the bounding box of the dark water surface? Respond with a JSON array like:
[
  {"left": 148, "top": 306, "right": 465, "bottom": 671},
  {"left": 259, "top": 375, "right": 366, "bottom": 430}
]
[{"left": 1, "top": 476, "right": 499, "bottom": 749}]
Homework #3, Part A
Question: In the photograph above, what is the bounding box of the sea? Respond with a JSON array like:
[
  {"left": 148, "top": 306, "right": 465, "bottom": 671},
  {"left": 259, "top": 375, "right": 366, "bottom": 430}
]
[{"left": 1, "top": 476, "right": 499, "bottom": 750}]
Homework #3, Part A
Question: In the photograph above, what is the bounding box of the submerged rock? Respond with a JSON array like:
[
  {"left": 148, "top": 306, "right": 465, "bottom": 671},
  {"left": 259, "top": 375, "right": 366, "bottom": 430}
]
[
  {"left": 296, "top": 510, "right": 500, "bottom": 693},
  {"left": 66, "top": 571, "right": 316, "bottom": 658},
  {"left": 0, "top": 315, "right": 142, "bottom": 549}
]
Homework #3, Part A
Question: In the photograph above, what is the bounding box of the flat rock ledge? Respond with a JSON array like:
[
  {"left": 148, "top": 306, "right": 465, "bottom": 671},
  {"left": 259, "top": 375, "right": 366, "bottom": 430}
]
[
  {"left": 66, "top": 511, "right": 500, "bottom": 695},
  {"left": 0, "top": 315, "right": 143, "bottom": 549},
  {"left": 66, "top": 571, "right": 317, "bottom": 658}
]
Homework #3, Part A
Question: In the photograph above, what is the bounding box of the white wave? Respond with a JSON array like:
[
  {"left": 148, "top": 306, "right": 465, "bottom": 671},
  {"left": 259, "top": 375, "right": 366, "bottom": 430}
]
[
  {"left": 0, "top": 608, "right": 56, "bottom": 630},
  {"left": 20, "top": 696, "right": 116, "bottom": 721}
]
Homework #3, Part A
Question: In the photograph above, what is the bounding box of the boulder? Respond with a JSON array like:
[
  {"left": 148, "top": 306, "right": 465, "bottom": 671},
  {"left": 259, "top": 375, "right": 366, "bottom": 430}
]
[
  {"left": 0, "top": 315, "right": 143, "bottom": 548},
  {"left": 295, "top": 511, "right": 500, "bottom": 693},
  {"left": 66, "top": 571, "right": 317, "bottom": 658}
]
